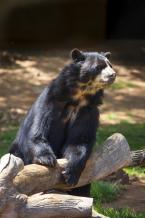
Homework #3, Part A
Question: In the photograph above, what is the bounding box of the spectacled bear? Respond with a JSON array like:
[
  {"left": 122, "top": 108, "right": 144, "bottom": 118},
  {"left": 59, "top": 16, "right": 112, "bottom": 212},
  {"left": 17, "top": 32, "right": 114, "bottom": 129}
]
[{"left": 9, "top": 49, "right": 116, "bottom": 197}]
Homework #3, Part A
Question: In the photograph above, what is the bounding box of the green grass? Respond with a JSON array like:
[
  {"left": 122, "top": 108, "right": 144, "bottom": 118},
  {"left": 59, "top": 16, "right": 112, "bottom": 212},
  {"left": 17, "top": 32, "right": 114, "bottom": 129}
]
[
  {"left": 106, "top": 112, "right": 135, "bottom": 123},
  {"left": 109, "top": 81, "right": 138, "bottom": 90},
  {"left": 0, "top": 122, "right": 144, "bottom": 156},
  {"left": 96, "top": 122, "right": 145, "bottom": 150},
  {"left": 91, "top": 181, "right": 121, "bottom": 203},
  {"left": 124, "top": 167, "right": 145, "bottom": 178},
  {"left": 106, "top": 113, "right": 118, "bottom": 121},
  {"left": 0, "top": 127, "right": 17, "bottom": 157},
  {"left": 91, "top": 181, "right": 145, "bottom": 218},
  {"left": 95, "top": 206, "right": 145, "bottom": 218}
]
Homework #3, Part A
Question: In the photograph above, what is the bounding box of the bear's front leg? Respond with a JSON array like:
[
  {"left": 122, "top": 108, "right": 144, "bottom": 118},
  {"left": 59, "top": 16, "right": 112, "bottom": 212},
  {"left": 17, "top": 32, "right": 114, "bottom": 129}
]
[
  {"left": 32, "top": 141, "right": 57, "bottom": 167},
  {"left": 62, "top": 106, "right": 98, "bottom": 186},
  {"left": 62, "top": 144, "right": 91, "bottom": 186}
]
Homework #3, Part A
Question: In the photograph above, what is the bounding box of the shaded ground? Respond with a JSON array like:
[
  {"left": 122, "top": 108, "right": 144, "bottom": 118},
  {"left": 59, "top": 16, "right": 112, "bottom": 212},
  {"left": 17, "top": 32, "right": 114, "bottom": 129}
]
[
  {"left": 0, "top": 40, "right": 145, "bottom": 212},
  {"left": 104, "top": 179, "right": 145, "bottom": 213}
]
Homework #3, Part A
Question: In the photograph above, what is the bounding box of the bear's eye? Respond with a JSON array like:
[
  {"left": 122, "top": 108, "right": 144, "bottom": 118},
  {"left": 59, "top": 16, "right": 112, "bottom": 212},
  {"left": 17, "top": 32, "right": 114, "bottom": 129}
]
[
  {"left": 79, "top": 60, "right": 85, "bottom": 64},
  {"left": 76, "top": 60, "right": 85, "bottom": 67},
  {"left": 96, "top": 64, "right": 105, "bottom": 72}
]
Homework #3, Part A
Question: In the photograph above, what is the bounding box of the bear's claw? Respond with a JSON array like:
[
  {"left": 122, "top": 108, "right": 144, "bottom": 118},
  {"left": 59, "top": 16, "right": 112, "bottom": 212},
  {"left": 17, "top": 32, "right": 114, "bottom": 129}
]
[
  {"left": 33, "top": 153, "right": 57, "bottom": 167},
  {"left": 62, "top": 168, "right": 79, "bottom": 186}
]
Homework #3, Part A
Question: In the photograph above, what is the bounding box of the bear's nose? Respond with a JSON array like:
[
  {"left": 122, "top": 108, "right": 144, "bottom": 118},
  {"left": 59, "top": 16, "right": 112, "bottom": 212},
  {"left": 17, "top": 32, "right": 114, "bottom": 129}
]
[{"left": 108, "top": 72, "right": 116, "bottom": 79}]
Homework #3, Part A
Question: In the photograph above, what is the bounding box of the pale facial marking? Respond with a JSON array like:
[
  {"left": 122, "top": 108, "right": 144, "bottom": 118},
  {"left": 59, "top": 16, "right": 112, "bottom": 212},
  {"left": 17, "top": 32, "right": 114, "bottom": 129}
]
[{"left": 99, "top": 63, "right": 116, "bottom": 84}]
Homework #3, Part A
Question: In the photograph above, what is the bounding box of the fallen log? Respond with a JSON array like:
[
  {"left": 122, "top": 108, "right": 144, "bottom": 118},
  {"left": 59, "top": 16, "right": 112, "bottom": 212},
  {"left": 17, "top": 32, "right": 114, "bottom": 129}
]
[
  {"left": 0, "top": 133, "right": 132, "bottom": 218},
  {"left": 14, "top": 133, "right": 132, "bottom": 195}
]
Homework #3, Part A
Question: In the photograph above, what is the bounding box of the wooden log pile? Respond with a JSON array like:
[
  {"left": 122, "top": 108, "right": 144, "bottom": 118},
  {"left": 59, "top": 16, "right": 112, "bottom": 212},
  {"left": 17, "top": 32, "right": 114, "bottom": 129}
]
[{"left": 0, "top": 133, "right": 142, "bottom": 218}]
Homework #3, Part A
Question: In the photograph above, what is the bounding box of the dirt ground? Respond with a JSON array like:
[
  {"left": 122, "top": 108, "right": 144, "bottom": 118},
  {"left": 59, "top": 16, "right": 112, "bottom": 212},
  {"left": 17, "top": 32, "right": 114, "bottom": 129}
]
[
  {"left": 0, "top": 41, "right": 145, "bottom": 130},
  {"left": 104, "top": 179, "right": 145, "bottom": 212},
  {"left": 0, "top": 40, "right": 145, "bottom": 212}
]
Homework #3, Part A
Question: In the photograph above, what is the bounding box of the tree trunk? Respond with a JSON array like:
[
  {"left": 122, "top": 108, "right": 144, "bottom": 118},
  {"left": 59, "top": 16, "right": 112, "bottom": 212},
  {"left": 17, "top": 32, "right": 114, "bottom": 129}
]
[{"left": 0, "top": 133, "right": 133, "bottom": 218}]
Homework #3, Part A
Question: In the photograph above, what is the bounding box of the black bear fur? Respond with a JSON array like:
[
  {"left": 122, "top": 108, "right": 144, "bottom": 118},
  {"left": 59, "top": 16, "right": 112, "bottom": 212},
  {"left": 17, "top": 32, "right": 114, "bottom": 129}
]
[{"left": 10, "top": 49, "right": 116, "bottom": 197}]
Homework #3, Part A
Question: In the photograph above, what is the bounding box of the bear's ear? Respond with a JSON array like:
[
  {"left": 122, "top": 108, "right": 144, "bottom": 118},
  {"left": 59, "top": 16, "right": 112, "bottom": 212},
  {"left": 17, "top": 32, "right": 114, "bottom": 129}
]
[
  {"left": 71, "top": 48, "right": 85, "bottom": 62},
  {"left": 104, "top": 52, "right": 111, "bottom": 59}
]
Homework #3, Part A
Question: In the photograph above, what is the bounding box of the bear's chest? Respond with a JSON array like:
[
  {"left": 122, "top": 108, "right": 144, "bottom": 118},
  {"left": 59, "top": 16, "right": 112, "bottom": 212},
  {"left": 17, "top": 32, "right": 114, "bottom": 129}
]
[{"left": 61, "top": 101, "right": 86, "bottom": 127}]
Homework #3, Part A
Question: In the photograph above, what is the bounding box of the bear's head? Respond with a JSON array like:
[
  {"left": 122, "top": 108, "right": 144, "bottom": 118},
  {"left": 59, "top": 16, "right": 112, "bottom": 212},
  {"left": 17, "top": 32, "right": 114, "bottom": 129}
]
[
  {"left": 70, "top": 49, "right": 116, "bottom": 98},
  {"left": 52, "top": 49, "right": 116, "bottom": 103}
]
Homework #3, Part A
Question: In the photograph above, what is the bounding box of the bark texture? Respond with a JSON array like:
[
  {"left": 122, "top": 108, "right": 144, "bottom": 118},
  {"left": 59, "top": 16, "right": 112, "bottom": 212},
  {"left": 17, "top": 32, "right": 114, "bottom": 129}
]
[{"left": 0, "top": 133, "right": 133, "bottom": 218}]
